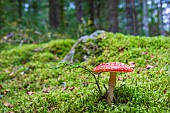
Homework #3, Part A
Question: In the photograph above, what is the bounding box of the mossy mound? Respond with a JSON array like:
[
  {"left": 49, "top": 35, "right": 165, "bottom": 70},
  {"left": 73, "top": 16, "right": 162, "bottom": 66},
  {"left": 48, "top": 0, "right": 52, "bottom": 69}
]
[
  {"left": 83, "top": 33, "right": 170, "bottom": 67},
  {"left": 0, "top": 39, "right": 75, "bottom": 82},
  {"left": 0, "top": 33, "right": 170, "bottom": 112},
  {"left": 0, "top": 39, "right": 75, "bottom": 68}
]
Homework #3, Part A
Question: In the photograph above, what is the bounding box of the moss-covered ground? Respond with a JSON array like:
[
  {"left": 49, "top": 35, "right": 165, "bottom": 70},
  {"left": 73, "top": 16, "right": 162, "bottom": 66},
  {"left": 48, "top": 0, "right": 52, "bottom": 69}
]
[{"left": 0, "top": 33, "right": 170, "bottom": 112}]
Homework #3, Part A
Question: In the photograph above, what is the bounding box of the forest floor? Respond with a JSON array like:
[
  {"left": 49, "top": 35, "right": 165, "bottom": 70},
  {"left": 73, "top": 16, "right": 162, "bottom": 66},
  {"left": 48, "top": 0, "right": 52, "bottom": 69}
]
[{"left": 0, "top": 32, "right": 170, "bottom": 112}]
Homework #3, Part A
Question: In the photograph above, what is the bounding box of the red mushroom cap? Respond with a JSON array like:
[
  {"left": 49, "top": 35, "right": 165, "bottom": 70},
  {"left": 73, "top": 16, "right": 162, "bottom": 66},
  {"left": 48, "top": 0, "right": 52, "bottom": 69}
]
[{"left": 93, "top": 62, "right": 133, "bottom": 72}]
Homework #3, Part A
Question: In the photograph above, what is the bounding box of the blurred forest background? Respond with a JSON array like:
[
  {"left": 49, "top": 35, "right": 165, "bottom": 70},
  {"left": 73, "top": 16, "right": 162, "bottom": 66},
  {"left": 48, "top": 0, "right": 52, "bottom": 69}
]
[{"left": 0, "top": 0, "right": 170, "bottom": 43}]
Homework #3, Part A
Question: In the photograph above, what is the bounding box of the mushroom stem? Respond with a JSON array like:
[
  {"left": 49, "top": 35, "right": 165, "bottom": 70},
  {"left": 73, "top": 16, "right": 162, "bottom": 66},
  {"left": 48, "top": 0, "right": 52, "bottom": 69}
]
[{"left": 107, "top": 72, "right": 116, "bottom": 103}]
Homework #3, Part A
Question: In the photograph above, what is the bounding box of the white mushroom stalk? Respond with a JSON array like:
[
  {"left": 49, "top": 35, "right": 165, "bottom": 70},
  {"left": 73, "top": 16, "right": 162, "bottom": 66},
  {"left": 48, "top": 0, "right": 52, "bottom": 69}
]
[{"left": 107, "top": 72, "right": 116, "bottom": 103}]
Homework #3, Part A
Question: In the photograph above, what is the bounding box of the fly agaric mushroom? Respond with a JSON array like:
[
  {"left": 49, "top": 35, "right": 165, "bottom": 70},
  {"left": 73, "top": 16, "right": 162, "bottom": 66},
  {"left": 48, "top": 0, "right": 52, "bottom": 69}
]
[{"left": 93, "top": 62, "right": 133, "bottom": 103}]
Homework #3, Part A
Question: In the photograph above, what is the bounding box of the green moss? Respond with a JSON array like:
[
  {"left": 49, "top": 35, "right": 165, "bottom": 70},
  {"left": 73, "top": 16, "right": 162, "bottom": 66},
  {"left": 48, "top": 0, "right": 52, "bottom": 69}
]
[
  {"left": 0, "top": 39, "right": 75, "bottom": 68},
  {"left": 0, "top": 33, "right": 170, "bottom": 112},
  {"left": 43, "top": 39, "right": 75, "bottom": 58},
  {"left": 30, "top": 52, "right": 54, "bottom": 62},
  {"left": 84, "top": 33, "right": 170, "bottom": 67}
]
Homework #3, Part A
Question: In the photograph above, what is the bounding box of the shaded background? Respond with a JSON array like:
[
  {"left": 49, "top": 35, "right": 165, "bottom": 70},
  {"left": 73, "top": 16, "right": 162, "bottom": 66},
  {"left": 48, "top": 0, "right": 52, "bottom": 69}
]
[{"left": 0, "top": 0, "right": 170, "bottom": 43}]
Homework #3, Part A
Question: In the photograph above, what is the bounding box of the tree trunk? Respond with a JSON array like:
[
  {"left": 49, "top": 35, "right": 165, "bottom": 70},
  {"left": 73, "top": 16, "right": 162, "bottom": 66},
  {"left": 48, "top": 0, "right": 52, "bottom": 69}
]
[
  {"left": 49, "top": 0, "right": 59, "bottom": 28},
  {"left": 169, "top": 11, "right": 170, "bottom": 32},
  {"left": 134, "top": 1, "right": 138, "bottom": 35},
  {"left": 96, "top": 0, "right": 101, "bottom": 29},
  {"left": 32, "top": 0, "right": 40, "bottom": 15},
  {"left": 108, "top": 0, "right": 119, "bottom": 33},
  {"left": 59, "top": 0, "right": 65, "bottom": 28},
  {"left": 159, "top": 0, "right": 166, "bottom": 36},
  {"left": 89, "top": 0, "right": 94, "bottom": 26},
  {"left": 75, "top": 0, "right": 83, "bottom": 23},
  {"left": 18, "top": 0, "right": 22, "bottom": 19},
  {"left": 0, "top": 1, "right": 4, "bottom": 28},
  {"left": 142, "top": 0, "right": 149, "bottom": 36},
  {"left": 125, "top": 0, "right": 138, "bottom": 35}
]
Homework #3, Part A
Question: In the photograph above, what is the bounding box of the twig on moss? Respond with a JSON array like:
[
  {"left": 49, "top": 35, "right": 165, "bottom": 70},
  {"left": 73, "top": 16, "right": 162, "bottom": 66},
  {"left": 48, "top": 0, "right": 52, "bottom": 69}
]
[{"left": 53, "top": 62, "right": 102, "bottom": 96}]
